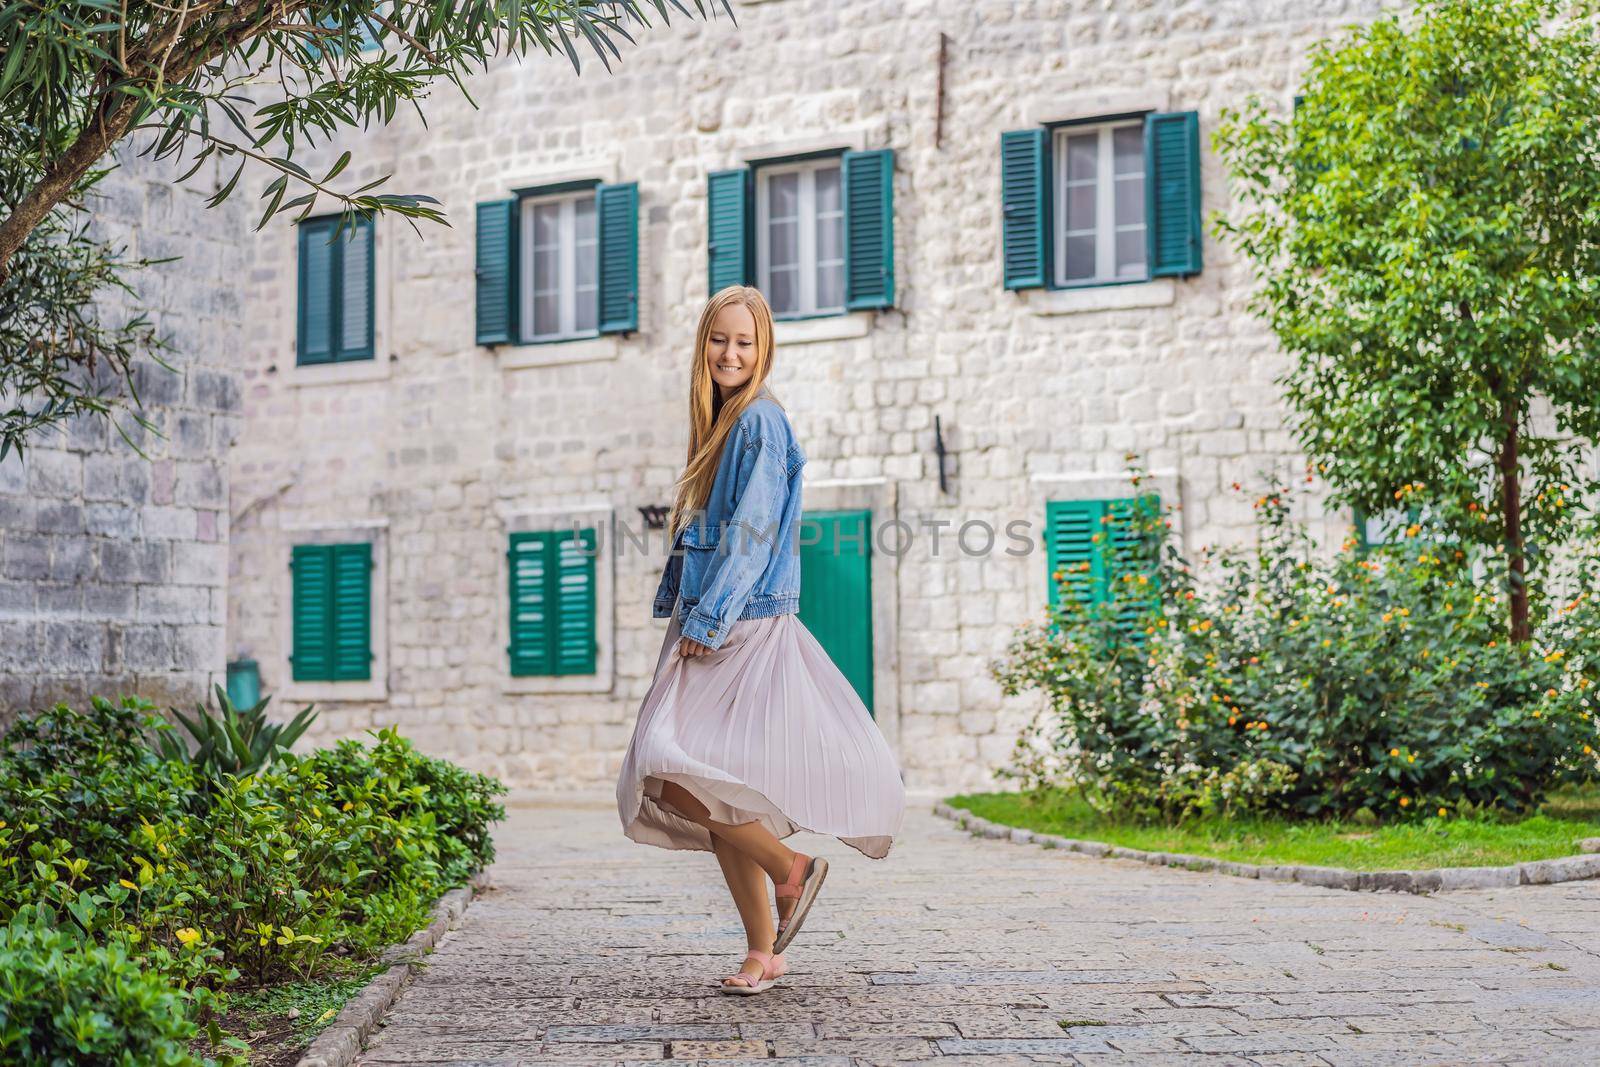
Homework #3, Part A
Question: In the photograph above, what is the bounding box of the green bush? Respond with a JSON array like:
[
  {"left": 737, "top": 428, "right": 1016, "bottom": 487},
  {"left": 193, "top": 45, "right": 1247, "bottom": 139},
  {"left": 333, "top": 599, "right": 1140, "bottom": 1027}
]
[
  {"left": 0, "top": 914, "right": 209, "bottom": 1066},
  {"left": 992, "top": 472, "right": 1600, "bottom": 823},
  {"left": 0, "top": 697, "right": 507, "bottom": 1061}
]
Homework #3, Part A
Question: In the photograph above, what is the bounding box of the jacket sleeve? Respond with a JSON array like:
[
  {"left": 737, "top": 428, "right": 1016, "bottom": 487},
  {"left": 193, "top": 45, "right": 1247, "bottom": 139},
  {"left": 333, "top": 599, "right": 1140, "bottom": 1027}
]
[{"left": 679, "top": 429, "right": 790, "bottom": 651}]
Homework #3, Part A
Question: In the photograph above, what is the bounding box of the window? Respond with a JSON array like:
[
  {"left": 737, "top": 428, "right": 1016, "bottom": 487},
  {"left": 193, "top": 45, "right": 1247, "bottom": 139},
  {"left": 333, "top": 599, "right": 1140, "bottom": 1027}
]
[
  {"left": 507, "top": 528, "right": 598, "bottom": 676},
  {"left": 1001, "top": 111, "right": 1201, "bottom": 290},
  {"left": 757, "top": 157, "right": 845, "bottom": 317},
  {"left": 519, "top": 189, "right": 598, "bottom": 341},
  {"left": 475, "top": 182, "right": 637, "bottom": 345},
  {"left": 290, "top": 542, "right": 373, "bottom": 681},
  {"left": 297, "top": 214, "right": 374, "bottom": 365},
  {"left": 1044, "top": 496, "right": 1161, "bottom": 632},
  {"left": 1055, "top": 120, "right": 1147, "bottom": 285},
  {"left": 707, "top": 148, "right": 894, "bottom": 315}
]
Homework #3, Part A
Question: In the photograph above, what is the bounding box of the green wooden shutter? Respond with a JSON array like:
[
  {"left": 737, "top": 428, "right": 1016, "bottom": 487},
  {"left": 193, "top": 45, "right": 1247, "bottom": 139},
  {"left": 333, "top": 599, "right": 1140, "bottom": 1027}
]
[
  {"left": 476, "top": 199, "right": 517, "bottom": 345},
  {"left": 336, "top": 215, "right": 374, "bottom": 361},
  {"left": 508, "top": 533, "right": 553, "bottom": 676},
  {"left": 1045, "top": 500, "right": 1104, "bottom": 610},
  {"left": 596, "top": 182, "right": 639, "bottom": 334},
  {"left": 1045, "top": 496, "right": 1161, "bottom": 625},
  {"left": 553, "top": 529, "right": 598, "bottom": 674},
  {"left": 1146, "top": 111, "right": 1202, "bottom": 278},
  {"left": 291, "top": 545, "right": 333, "bottom": 680},
  {"left": 707, "top": 168, "right": 750, "bottom": 294},
  {"left": 1000, "top": 128, "right": 1051, "bottom": 290},
  {"left": 1105, "top": 496, "right": 1162, "bottom": 631},
  {"left": 330, "top": 542, "right": 373, "bottom": 680},
  {"left": 297, "top": 220, "right": 335, "bottom": 365},
  {"left": 508, "top": 529, "right": 597, "bottom": 676},
  {"left": 842, "top": 149, "right": 894, "bottom": 310}
]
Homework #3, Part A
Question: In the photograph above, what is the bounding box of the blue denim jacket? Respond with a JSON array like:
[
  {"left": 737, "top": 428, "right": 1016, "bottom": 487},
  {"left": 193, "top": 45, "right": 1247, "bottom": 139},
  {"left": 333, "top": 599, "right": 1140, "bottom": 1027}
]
[{"left": 651, "top": 396, "right": 807, "bottom": 650}]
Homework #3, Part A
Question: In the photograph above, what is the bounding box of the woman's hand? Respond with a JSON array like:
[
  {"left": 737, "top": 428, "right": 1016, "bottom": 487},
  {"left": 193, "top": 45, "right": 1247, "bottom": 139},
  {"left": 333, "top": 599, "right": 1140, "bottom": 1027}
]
[{"left": 677, "top": 636, "right": 715, "bottom": 658}]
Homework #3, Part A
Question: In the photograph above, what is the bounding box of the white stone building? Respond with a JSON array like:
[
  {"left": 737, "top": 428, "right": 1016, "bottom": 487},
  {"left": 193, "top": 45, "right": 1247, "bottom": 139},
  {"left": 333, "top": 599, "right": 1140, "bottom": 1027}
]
[
  {"left": 225, "top": 0, "right": 1391, "bottom": 791},
  {"left": 0, "top": 148, "right": 243, "bottom": 719}
]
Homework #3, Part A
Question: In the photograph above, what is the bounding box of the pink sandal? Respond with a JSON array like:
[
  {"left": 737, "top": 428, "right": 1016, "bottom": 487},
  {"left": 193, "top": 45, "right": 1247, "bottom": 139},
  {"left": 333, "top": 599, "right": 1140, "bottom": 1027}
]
[
  {"left": 718, "top": 947, "right": 786, "bottom": 995},
  {"left": 771, "top": 851, "right": 828, "bottom": 954}
]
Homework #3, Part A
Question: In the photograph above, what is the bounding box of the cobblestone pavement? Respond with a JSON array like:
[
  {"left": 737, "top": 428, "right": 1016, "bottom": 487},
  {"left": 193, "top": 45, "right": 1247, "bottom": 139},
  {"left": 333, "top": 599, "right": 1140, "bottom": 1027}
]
[{"left": 357, "top": 791, "right": 1600, "bottom": 1066}]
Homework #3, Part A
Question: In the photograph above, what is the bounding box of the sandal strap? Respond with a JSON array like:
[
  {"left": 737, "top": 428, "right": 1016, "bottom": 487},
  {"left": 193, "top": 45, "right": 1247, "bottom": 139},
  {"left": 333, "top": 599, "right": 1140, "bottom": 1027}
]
[
  {"left": 723, "top": 948, "right": 774, "bottom": 985},
  {"left": 773, "top": 853, "right": 809, "bottom": 897}
]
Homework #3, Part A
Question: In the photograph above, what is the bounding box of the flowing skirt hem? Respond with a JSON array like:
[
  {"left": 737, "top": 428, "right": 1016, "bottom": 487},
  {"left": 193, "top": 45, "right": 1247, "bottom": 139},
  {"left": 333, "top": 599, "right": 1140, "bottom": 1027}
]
[{"left": 619, "top": 769, "right": 897, "bottom": 860}]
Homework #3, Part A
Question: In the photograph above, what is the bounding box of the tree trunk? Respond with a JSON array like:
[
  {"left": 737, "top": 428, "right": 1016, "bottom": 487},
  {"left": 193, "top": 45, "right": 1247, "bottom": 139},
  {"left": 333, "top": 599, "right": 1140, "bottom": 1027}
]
[
  {"left": 0, "top": 0, "right": 277, "bottom": 282},
  {"left": 0, "top": 100, "right": 140, "bottom": 281},
  {"left": 1498, "top": 395, "right": 1530, "bottom": 643}
]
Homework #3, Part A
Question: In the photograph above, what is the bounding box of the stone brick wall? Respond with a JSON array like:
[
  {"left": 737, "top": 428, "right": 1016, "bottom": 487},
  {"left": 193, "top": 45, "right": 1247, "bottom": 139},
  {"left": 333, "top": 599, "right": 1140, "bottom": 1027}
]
[
  {"left": 228, "top": 0, "right": 1389, "bottom": 790},
  {"left": 0, "top": 147, "right": 244, "bottom": 718}
]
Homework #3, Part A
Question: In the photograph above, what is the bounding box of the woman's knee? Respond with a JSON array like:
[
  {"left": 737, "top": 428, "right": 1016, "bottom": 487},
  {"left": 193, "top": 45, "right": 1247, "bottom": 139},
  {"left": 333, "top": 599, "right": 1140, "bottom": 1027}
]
[{"left": 659, "top": 779, "right": 711, "bottom": 822}]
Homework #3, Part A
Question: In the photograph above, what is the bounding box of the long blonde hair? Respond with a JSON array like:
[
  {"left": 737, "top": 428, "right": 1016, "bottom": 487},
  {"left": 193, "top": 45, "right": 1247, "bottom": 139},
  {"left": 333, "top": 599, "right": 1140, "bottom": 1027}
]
[{"left": 666, "top": 285, "right": 783, "bottom": 541}]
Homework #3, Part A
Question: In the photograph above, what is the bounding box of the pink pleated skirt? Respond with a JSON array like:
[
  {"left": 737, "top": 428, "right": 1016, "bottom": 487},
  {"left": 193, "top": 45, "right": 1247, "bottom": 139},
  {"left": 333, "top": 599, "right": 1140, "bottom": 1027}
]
[{"left": 616, "top": 600, "right": 907, "bottom": 859}]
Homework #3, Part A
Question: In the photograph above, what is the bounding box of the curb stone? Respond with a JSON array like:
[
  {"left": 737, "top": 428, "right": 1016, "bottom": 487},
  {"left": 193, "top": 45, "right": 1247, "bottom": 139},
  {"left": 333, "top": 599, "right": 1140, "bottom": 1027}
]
[
  {"left": 933, "top": 803, "right": 1600, "bottom": 895},
  {"left": 294, "top": 870, "right": 491, "bottom": 1067}
]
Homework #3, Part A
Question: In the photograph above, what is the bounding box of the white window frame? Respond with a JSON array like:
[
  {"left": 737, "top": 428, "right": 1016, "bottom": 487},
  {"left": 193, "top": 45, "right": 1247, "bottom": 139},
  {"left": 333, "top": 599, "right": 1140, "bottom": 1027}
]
[
  {"left": 1052, "top": 118, "right": 1149, "bottom": 288},
  {"left": 518, "top": 188, "right": 598, "bottom": 343},
  {"left": 755, "top": 156, "right": 846, "bottom": 319}
]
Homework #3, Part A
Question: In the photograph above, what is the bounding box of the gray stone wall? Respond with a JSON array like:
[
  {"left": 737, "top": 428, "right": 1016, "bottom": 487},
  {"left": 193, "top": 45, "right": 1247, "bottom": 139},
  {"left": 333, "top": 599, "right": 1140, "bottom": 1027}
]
[
  {"left": 0, "top": 147, "right": 245, "bottom": 717},
  {"left": 227, "top": 0, "right": 1390, "bottom": 790}
]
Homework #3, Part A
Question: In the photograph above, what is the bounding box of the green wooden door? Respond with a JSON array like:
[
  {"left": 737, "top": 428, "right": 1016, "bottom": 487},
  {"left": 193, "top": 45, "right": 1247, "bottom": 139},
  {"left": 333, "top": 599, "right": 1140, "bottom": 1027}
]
[{"left": 798, "top": 509, "right": 874, "bottom": 716}]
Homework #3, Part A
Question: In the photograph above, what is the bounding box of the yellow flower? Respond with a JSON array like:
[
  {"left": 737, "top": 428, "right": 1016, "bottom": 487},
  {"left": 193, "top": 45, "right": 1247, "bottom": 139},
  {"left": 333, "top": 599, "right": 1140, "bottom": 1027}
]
[
  {"left": 1382, "top": 612, "right": 1394, "bottom": 623},
  {"left": 1438, "top": 807, "right": 1448, "bottom": 818},
  {"left": 1389, "top": 748, "right": 1400, "bottom": 757},
  {"left": 175, "top": 928, "right": 201, "bottom": 947},
  {"left": 1407, "top": 753, "right": 1416, "bottom": 763},
  {"left": 1399, "top": 797, "right": 1410, "bottom": 807}
]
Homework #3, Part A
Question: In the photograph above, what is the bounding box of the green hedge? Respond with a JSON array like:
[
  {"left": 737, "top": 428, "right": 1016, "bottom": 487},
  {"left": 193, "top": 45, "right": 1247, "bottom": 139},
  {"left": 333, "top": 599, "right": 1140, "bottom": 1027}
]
[{"left": 0, "top": 697, "right": 507, "bottom": 1065}]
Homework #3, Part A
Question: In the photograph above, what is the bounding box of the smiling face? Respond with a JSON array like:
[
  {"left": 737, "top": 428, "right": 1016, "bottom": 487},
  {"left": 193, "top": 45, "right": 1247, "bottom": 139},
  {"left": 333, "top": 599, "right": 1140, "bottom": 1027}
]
[{"left": 706, "top": 302, "right": 758, "bottom": 400}]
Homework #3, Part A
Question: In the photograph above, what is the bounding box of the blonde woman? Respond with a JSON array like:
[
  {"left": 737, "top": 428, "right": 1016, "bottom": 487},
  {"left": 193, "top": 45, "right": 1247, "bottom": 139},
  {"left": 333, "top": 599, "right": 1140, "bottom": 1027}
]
[{"left": 616, "top": 285, "right": 907, "bottom": 995}]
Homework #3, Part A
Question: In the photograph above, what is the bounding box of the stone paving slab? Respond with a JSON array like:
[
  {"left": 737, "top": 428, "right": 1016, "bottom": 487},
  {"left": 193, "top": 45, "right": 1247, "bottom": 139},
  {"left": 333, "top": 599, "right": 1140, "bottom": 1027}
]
[{"left": 357, "top": 793, "right": 1600, "bottom": 1065}]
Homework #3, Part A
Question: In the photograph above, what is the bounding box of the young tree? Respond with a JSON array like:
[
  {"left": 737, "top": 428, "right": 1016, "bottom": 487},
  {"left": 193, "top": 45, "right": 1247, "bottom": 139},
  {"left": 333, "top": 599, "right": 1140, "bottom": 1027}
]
[
  {"left": 1214, "top": 0, "right": 1600, "bottom": 642},
  {"left": 0, "top": 0, "right": 728, "bottom": 456}
]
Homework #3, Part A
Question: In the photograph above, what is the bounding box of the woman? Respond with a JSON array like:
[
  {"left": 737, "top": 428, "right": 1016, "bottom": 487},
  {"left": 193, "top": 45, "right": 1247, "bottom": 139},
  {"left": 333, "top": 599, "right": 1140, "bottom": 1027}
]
[{"left": 615, "top": 285, "right": 907, "bottom": 995}]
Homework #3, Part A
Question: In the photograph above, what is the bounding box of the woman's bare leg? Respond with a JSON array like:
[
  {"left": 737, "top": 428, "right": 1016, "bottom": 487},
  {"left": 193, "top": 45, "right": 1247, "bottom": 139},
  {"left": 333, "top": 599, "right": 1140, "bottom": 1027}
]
[
  {"left": 658, "top": 778, "right": 802, "bottom": 983},
  {"left": 658, "top": 778, "right": 798, "bottom": 884},
  {"left": 709, "top": 835, "right": 777, "bottom": 985}
]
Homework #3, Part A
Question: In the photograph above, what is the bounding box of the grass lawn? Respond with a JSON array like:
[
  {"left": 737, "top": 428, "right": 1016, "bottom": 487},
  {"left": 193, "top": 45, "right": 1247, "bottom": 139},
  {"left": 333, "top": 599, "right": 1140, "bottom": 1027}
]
[{"left": 945, "top": 788, "right": 1600, "bottom": 871}]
